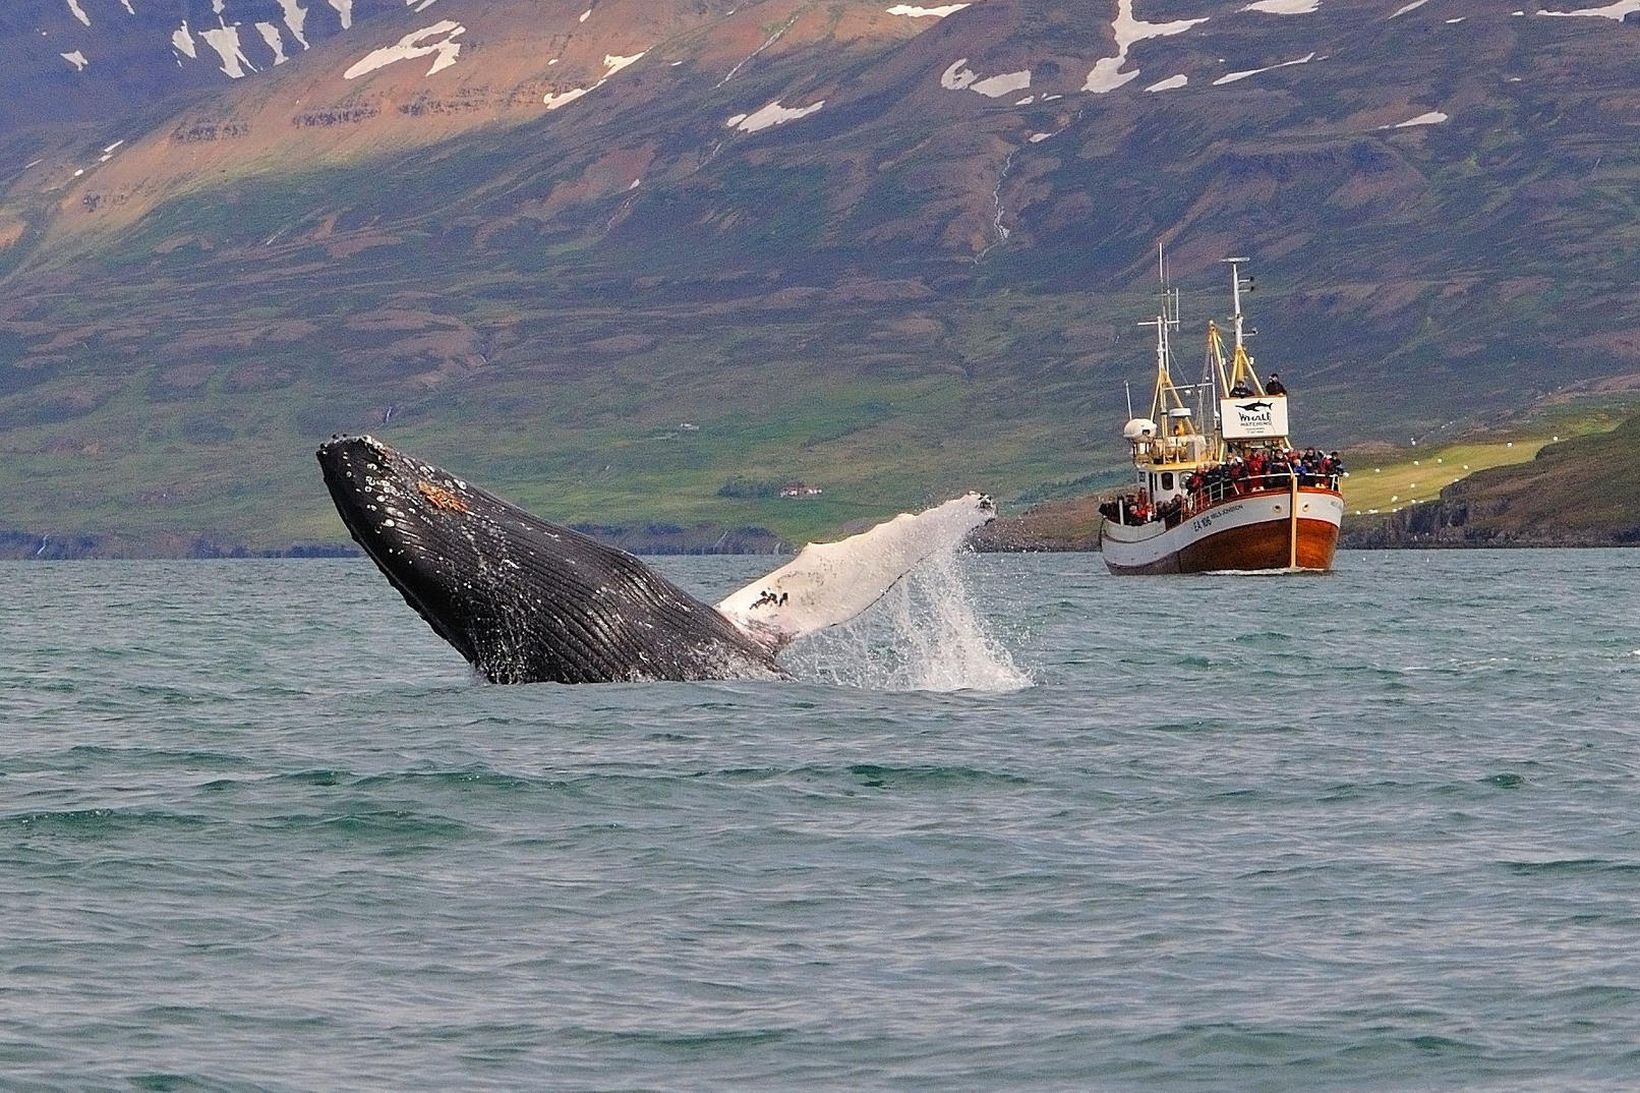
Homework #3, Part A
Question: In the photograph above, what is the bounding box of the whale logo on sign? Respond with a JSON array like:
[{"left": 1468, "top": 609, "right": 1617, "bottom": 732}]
[{"left": 1221, "top": 395, "right": 1288, "bottom": 439}]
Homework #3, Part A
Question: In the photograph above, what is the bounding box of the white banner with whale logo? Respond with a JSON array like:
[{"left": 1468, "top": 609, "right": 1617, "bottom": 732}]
[{"left": 1220, "top": 396, "right": 1289, "bottom": 440}]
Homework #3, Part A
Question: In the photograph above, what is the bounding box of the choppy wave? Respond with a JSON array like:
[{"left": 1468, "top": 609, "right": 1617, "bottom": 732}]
[
  {"left": 4, "top": 551, "right": 1640, "bottom": 1088},
  {"left": 7, "top": 807, "right": 214, "bottom": 833}
]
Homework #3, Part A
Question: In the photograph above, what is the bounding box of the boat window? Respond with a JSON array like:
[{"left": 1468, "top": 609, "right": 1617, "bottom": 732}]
[{"left": 1161, "top": 472, "right": 1174, "bottom": 491}]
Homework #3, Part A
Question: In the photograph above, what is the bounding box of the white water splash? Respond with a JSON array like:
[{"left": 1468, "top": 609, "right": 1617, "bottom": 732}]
[{"left": 782, "top": 553, "right": 1031, "bottom": 693}]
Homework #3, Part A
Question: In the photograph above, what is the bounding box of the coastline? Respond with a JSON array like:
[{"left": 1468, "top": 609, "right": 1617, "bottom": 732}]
[{"left": 12, "top": 494, "right": 1637, "bottom": 560}]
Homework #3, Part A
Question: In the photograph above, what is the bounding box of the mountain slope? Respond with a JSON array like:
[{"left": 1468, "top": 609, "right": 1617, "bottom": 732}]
[
  {"left": 1348, "top": 412, "right": 1640, "bottom": 546},
  {"left": 3, "top": 0, "right": 1640, "bottom": 554}
]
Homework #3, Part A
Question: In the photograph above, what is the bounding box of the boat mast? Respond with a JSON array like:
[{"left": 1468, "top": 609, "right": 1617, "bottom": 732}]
[
  {"left": 1225, "top": 257, "right": 1250, "bottom": 354},
  {"left": 1218, "top": 257, "right": 1263, "bottom": 397},
  {"left": 1138, "top": 285, "right": 1182, "bottom": 422}
]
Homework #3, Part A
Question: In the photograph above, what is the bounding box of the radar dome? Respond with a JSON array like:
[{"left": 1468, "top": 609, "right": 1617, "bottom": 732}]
[{"left": 1123, "top": 418, "right": 1157, "bottom": 440}]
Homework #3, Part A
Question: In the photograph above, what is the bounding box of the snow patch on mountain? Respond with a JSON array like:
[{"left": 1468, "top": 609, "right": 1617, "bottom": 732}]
[
  {"left": 1146, "top": 73, "right": 1188, "bottom": 91},
  {"left": 1389, "top": 110, "right": 1448, "bottom": 127},
  {"left": 1540, "top": 1, "right": 1640, "bottom": 19},
  {"left": 726, "top": 100, "right": 825, "bottom": 132},
  {"left": 61, "top": 50, "right": 89, "bottom": 72},
  {"left": 1084, "top": 0, "right": 1209, "bottom": 94},
  {"left": 544, "top": 87, "right": 589, "bottom": 109},
  {"left": 942, "top": 59, "right": 1030, "bottom": 97},
  {"left": 344, "top": 21, "right": 465, "bottom": 80},
  {"left": 173, "top": 21, "right": 198, "bottom": 60},
  {"left": 942, "top": 59, "right": 978, "bottom": 88},
  {"left": 276, "top": 0, "right": 311, "bottom": 48},
  {"left": 1243, "top": 0, "right": 1319, "bottom": 12},
  {"left": 1389, "top": 0, "right": 1429, "bottom": 16},
  {"left": 887, "top": 3, "right": 970, "bottom": 15},
  {"left": 974, "top": 70, "right": 1030, "bottom": 96},
  {"left": 543, "top": 52, "right": 649, "bottom": 110},
  {"left": 201, "top": 24, "right": 258, "bottom": 79},
  {"left": 603, "top": 52, "right": 645, "bottom": 78},
  {"left": 65, "top": 0, "right": 90, "bottom": 28},
  {"left": 1213, "top": 51, "right": 1316, "bottom": 84},
  {"left": 327, "top": 0, "right": 354, "bottom": 30},
  {"left": 257, "top": 23, "right": 289, "bottom": 65}
]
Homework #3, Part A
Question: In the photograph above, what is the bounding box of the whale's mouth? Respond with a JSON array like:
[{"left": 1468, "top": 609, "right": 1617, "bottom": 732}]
[{"left": 316, "top": 434, "right": 483, "bottom": 663}]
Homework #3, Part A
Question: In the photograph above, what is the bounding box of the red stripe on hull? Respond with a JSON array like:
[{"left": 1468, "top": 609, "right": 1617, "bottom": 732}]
[{"left": 1104, "top": 516, "right": 1339, "bottom": 575}]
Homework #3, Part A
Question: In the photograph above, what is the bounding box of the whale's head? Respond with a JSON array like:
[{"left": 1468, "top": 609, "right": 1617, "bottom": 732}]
[
  {"left": 316, "top": 433, "right": 493, "bottom": 664},
  {"left": 315, "top": 434, "right": 779, "bottom": 683}
]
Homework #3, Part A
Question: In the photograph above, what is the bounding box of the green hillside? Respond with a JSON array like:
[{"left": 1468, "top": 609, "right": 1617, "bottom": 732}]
[{"left": 1347, "top": 412, "right": 1640, "bottom": 547}]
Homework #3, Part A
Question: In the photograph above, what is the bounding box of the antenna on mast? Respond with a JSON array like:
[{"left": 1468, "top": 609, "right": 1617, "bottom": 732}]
[
  {"left": 1138, "top": 244, "right": 1185, "bottom": 421},
  {"left": 1223, "top": 256, "right": 1254, "bottom": 352}
]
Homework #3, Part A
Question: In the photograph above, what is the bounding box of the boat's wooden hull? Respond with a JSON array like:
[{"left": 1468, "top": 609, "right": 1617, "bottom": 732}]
[{"left": 1100, "top": 489, "right": 1343, "bottom": 575}]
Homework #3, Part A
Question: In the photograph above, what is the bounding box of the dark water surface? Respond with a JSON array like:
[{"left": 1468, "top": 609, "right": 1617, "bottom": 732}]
[{"left": 4, "top": 551, "right": 1639, "bottom": 1088}]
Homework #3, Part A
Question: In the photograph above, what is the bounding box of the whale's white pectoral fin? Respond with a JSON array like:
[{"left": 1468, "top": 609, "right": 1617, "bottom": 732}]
[{"left": 717, "top": 492, "right": 996, "bottom": 652}]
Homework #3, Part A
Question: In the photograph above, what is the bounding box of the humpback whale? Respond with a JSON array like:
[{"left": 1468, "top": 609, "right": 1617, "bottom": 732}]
[{"left": 317, "top": 435, "right": 995, "bottom": 684}]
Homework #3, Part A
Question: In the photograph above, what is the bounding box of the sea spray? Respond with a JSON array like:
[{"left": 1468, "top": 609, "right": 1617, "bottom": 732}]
[{"left": 782, "top": 551, "right": 1031, "bottom": 693}]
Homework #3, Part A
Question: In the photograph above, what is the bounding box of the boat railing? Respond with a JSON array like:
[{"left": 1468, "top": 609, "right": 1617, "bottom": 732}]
[
  {"left": 1180, "top": 472, "right": 1342, "bottom": 520},
  {"left": 1104, "top": 472, "right": 1340, "bottom": 530}
]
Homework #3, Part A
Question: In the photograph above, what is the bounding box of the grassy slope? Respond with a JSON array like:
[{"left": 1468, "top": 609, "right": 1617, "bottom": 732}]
[
  {"left": 1343, "top": 439, "right": 1555, "bottom": 516},
  {"left": 1451, "top": 416, "right": 1640, "bottom": 539},
  {"left": 1337, "top": 411, "right": 1640, "bottom": 546},
  {"left": 1339, "top": 397, "right": 1636, "bottom": 511}
]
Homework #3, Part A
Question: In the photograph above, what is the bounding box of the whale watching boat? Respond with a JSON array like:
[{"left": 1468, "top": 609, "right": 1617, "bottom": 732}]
[{"left": 1099, "top": 258, "right": 1344, "bottom": 574}]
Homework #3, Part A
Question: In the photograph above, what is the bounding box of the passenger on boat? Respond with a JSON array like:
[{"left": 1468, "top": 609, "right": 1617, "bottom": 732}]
[
  {"left": 1266, "top": 373, "right": 1288, "bottom": 396},
  {"left": 1247, "top": 449, "right": 1267, "bottom": 487},
  {"left": 1229, "top": 379, "right": 1252, "bottom": 398},
  {"left": 1102, "top": 496, "right": 1144, "bottom": 526},
  {"left": 1267, "top": 452, "right": 1290, "bottom": 486},
  {"left": 1208, "top": 463, "right": 1232, "bottom": 502},
  {"left": 1320, "top": 451, "right": 1344, "bottom": 487}
]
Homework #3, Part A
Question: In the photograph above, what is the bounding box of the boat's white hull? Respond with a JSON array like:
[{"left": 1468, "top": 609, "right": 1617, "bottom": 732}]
[{"left": 1101, "top": 489, "right": 1343, "bottom": 574}]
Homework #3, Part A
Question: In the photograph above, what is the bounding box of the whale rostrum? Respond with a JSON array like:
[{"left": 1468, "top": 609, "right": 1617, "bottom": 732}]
[{"left": 317, "top": 435, "right": 995, "bottom": 684}]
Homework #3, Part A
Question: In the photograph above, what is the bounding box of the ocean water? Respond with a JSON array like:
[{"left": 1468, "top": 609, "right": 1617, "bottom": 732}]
[{"left": 4, "top": 550, "right": 1640, "bottom": 1089}]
